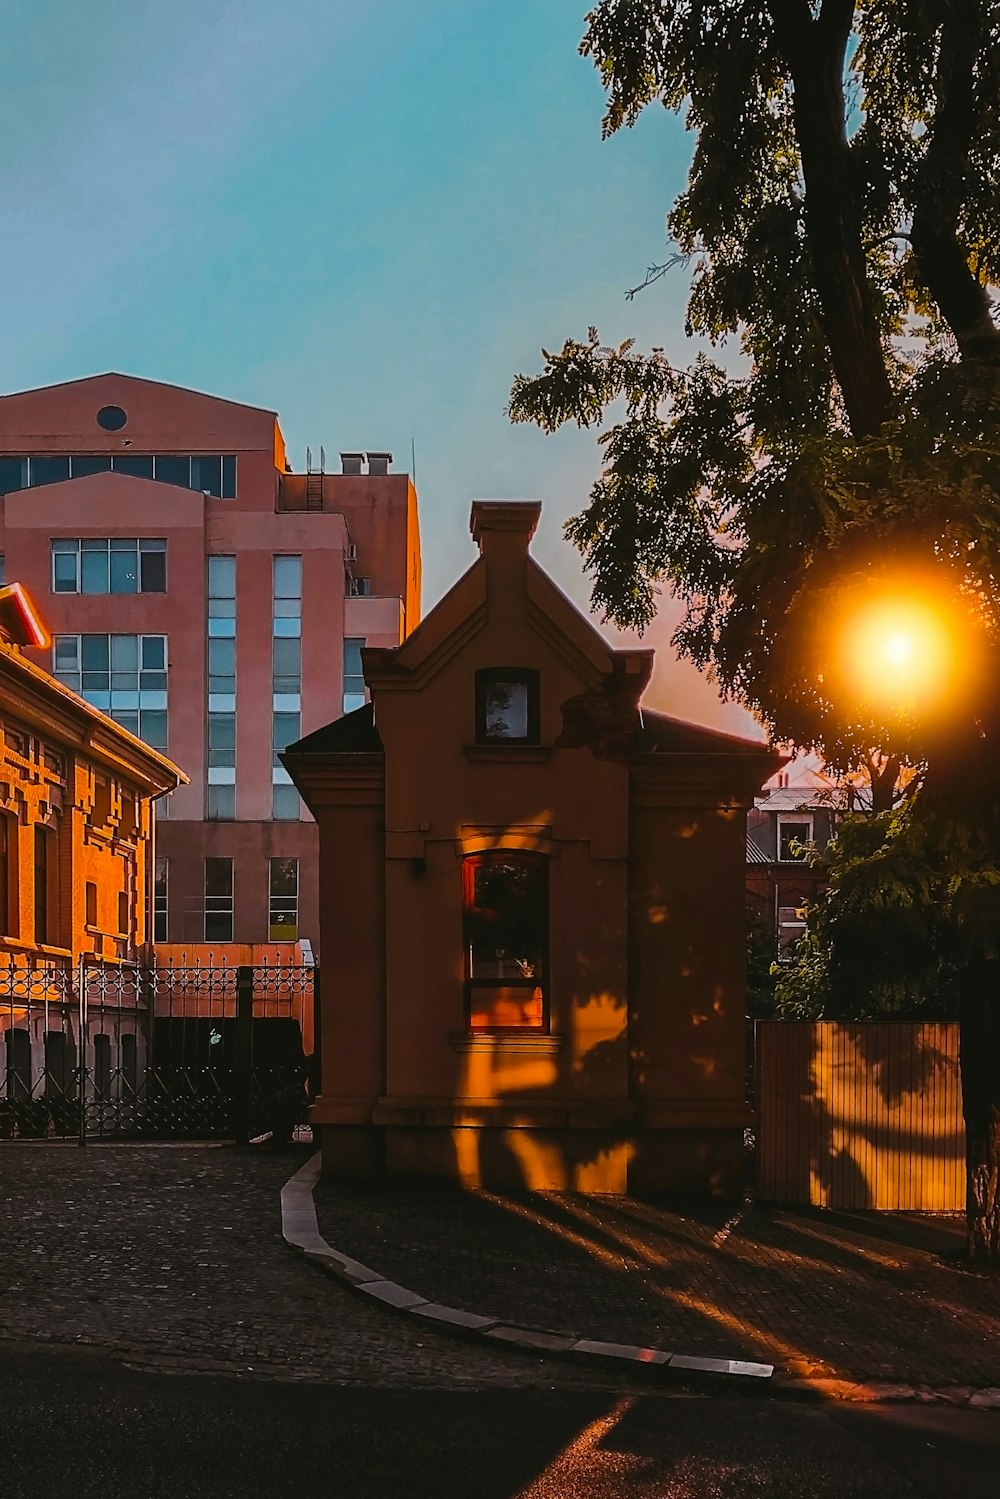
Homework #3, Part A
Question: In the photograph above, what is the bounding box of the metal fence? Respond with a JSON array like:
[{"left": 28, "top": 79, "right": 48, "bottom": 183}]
[
  {"left": 755, "top": 1020, "right": 965, "bottom": 1210},
  {"left": 0, "top": 956, "right": 317, "bottom": 1143}
]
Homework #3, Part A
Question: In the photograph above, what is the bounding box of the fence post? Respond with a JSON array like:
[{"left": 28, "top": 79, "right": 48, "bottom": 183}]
[
  {"left": 77, "top": 957, "right": 87, "bottom": 1148},
  {"left": 234, "top": 965, "right": 254, "bottom": 1145}
]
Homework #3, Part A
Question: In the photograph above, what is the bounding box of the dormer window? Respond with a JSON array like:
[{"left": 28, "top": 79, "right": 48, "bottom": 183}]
[
  {"left": 777, "top": 815, "right": 813, "bottom": 861},
  {"left": 476, "top": 668, "right": 539, "bottom": 744}
]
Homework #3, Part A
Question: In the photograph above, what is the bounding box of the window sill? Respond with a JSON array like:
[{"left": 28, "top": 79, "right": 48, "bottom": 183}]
[
  {"left": 0, "top": 940, "right": 74, "bottom": 959},
  {"left": 463, "top": 745, "right": 552, "bottom": 764},
  {"left": 450, "top": 1032, "right": 562, "bottom": 1055}
]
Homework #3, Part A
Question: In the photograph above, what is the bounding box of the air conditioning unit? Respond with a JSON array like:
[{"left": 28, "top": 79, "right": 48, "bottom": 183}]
[{"left": 345, "top": 544, "right": 358, "bottom": 563}]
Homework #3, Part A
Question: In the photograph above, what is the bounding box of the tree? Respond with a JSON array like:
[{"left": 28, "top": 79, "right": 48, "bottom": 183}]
[{"left": 509, "top": 0, "right": 1000, "bottom": 1259}]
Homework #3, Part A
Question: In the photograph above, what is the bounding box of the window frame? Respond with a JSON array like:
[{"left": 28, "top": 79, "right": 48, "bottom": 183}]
[
  {"left": 474, "top": 668, "right": 540, "bottom": 746},
  {"left": 777, "top": 814, "right": 814, "bottom": 863},
  {"left": 268, "top": 856, "right": 299, "bottom": 941},
  {"left": 203, "top": 857, "right": 234, "bottom": 943},
  {"left": 461, "top": 850, "right": 548, "bottom": 1032}
]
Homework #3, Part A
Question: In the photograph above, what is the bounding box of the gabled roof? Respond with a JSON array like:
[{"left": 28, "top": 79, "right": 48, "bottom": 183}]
[
  {"left": 0, "top": 371, "right": 277, "bottom": 417},
  {"left": 284, "top": 702, "right": 383, "bottom": 757}
]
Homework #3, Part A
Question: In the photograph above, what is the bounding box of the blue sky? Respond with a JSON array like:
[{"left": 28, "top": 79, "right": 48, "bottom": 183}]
[{"left": 1, "top": 0, "right": 757, "bottom": 734}]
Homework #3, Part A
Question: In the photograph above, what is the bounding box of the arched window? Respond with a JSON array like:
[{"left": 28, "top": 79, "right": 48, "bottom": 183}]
[{"left": 462, "top": 851, "right": 547, "bottom": 1030}]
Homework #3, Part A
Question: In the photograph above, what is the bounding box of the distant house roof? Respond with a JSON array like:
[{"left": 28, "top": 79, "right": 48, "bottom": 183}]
[
  {"left": 754, "top": 784, "right": 836, "bottom": 813},
  {"left": 284, "top": 702, "right": 383, "bottom": 757},
  {"left": 746, "top": 831, "right": 771, "bottom": 866}
]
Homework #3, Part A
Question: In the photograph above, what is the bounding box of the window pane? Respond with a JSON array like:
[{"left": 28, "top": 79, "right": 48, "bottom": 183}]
[
  {"left": 154, "top": 455, "right": 191, "bottom": 487},
  {"left": 208, "top": 712, "right": 236, "bottom": 748},
  {"left": 206, "top": 785, "right": 235, "bottom": 821},
  {"left": 221, "top": 455, "right": 237, "bottom": 498},
  {"left": 208, "top": 555, "right": 236, "bottom": 597},
  {"left": 272, "top": 637, "right": 300, "bottom": 677},
  {"left": 272, "top": 711, "right": 300, "bottom": 753},
  {"left": 138, "top": 709, "right": 167, "bottom": 749},
  {"left": 53, "top": 550, "right": 79, "bottom": 593},
  {"left": 110, "top": 634, "right": 139, "bottom": 671},
  {"left": 204, "top": 857, "right": 233, "bottom": 897},
  {"left": 193, "top": 456, "right": 222, "bottom": 496},
  {"left": 53, "top": 636, "right": 79, "bottom": 672},
  {"left": 70, "top": 455, "right": 112, "bottom": 478},
  {"left": 209, "top": 638, "right": 235, "bottom": 675},
  {"left": 139, "top": 548, "right": 166, "bottom": 592},
  {"left": 109, "top": 547, "right": 140, "bottom": 594},
  {"left": 30, "top": 456, "right": 70, "bottom": 486},
  {"left": 779, "top": 822, "right": 811, "bottom": 860},
  {"left": 113, "top": 455, "right": 154, "bottom": 479},
  {"left": 81, "top": 548, "right": 110, "bottom": 594},
  {"left": 81, "top": 635, "right": 110, "bottom": 671},
  {"left": 0, "top": 457, "right": 26, "bottom": 492},
  {"left": 343, "top": 690, "right": 366, "bottom": 714},
  {"left": 141, "top": 636, "right": 166, "bottom": 670},
  {"left": 343, "top": 638, "right": 364, "bottom": 675},
  {"left": 464, "top": 857, "right": 546, "bottom": 979},
  {"left": 273, "top": 555, "right": 301, "bottom": 599},
  {"left": 485, "top": 680, "right": 529, "bottom": 739},
  {"left": 269, "top": 857, "right": 298, "bottom": 897},
  {"left": 272, "top": 785, "right": 300, "bottom": 820},
  {"left": 111, "top": 709, "right": 139, "bottom": 736}
]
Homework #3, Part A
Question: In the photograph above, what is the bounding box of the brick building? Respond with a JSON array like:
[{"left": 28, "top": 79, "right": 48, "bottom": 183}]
[{"left": 0, "top": 374, "right": 420, "bottom": 949}]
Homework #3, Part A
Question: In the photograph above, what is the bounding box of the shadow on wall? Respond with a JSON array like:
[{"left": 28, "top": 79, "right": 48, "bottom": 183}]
[{"left": 761, "top": 1021, "right": 965, "bottom": 1210}]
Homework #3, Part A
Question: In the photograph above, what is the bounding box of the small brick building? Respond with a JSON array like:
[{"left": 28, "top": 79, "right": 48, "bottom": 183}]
[
  {"left": 0, "top": 592, "right": 182, "bottom": 965},
  {"left": 285, "top": 502, "right": 779, "bottom": 1193}
]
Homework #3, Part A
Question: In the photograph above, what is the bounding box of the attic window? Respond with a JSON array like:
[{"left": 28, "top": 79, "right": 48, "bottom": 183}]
[
  {"left": 476, "top": 669, "right": 539, "bottom": 745},
  {"left": 96, "top": 405, "right": 127, "bottom": 431},
  {"left": 778, "top": 816, "right": 813, "bottom": 862}
]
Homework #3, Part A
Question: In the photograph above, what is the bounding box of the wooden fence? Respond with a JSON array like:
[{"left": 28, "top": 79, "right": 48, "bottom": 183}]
[{"left": 755, "top": 1021, "right": 966, "bottom": 1211}]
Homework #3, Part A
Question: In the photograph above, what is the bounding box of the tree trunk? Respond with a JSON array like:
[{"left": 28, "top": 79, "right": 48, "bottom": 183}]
[
  {"left": 959, "top": 967, "right": 1000, "bottom": 1262},
  {"left": 769, "top": 0, "right": 896, "bottom": 438},
  {"left": 909, "top": 0, "right": 1000, "bottom": 364}
]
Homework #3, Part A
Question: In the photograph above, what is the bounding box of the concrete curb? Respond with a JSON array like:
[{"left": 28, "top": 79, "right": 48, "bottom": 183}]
[
  {"left": 280, "top": 1153, "right": 775, "bottom": 1387},
  {"left": 280, "top": 1155, "right": 1000, "bottom": 1408}
]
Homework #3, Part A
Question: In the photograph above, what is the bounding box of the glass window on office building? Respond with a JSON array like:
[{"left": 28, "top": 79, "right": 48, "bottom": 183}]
[
  {"left": 52, "top": 634, "right": 168, "bottom": 749},
  {"left": 343, "top": 638, "right": 366, "bottom": 714},
  {"left": 272, "top": 557, "right": 302, "bottom": 821},
  {"left": 207, "top": 558, "right": 236, "bottom": 819},
  {"left": 153, "top": 856, "right": 168, "bottom": 943},
  {"left": 204, "top": 858, "right": 234, "bottom": 943},
  {"left": 268, "top": 857, "right": 298, "bottom": 941},
  {"left": 51, "top": 538, "right": 166, "bottom": 594}
]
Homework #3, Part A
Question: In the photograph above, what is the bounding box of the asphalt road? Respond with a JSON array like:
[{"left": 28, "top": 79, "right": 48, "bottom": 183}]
[{"left": 1, "top": 1340, "right": 997, "bottom": 1499}]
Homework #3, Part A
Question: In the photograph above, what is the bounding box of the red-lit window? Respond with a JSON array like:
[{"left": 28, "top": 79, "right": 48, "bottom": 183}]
[{"left": 462, "top": 852, "right": 547, "bottom": 1030}]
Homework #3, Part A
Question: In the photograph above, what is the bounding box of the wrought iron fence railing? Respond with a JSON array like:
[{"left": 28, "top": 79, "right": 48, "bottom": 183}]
[{"left": 0, "top": 955, "right": 317, "bottom": 1143}]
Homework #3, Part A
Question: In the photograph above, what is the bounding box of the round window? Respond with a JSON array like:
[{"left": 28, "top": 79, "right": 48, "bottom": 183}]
[{"left": 96, "top": 405, "right": 127, "bottom": 431}]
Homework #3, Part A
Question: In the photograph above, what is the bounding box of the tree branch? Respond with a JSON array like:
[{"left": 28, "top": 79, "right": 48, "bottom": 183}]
[
  {"left": 625, "top": 251, "right": 689, "bottom": 301},
  {"left": 909, "top": 1, "right": 1000, "bottom": 361}
]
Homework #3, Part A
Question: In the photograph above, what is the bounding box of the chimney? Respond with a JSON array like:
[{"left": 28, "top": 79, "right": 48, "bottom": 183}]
[
  {"left": 469, "top": 500, "right": 541, "bottom": 553},
  {"left": 340, "top": 452, "right": 365, "bottom": 476},
  {"left": 366, "top": 451, "right": 392, "bottom": 476},
  {"left": 469, "top": 501, "right": 541, "bottom": 606}
]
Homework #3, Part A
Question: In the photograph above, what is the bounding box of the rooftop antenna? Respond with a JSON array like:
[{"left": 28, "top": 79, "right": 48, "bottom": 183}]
[{"left": 411, "top": 436, "right": 416, "bottom": 484}]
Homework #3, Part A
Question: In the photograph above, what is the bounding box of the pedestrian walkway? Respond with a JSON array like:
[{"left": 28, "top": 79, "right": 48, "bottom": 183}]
[
  {"left": 0, "top": 1143, "right": 629, "bottom": 1389},
  {"left": 311, "top": 1175, "right": 1000, "bottom": 1390}
]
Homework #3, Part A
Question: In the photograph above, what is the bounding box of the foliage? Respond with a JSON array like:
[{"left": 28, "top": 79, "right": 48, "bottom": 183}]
[
  {"left": 509, "top": 0, "right": 1000, "bottom": 776},
  {"left": 776, "top": 787, "right": 1000, "bottom": 1019}
]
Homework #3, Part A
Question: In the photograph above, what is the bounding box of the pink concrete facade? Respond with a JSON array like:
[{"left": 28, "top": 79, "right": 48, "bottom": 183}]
[{"left": 0, "top": 374, "right": 420, "bottom": 949}]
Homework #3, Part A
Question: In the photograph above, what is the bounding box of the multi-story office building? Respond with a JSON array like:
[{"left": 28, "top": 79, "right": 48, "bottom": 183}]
[{"left": 0, "top": 373, "right": 421, "bottom": 948}]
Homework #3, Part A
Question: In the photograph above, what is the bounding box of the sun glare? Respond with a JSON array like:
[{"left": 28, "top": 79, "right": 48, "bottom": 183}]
[{"left": 840, "top": 592, "right": 957, "bottom": 712}]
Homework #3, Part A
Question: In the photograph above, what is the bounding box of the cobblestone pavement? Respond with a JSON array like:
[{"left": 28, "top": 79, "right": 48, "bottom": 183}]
[
  {"left": 313, "top": 1179, "right": 1000, "bottom": 1388},
  {"left": 0, "top": 1144, "right": 638, "bottom": 1389}
]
